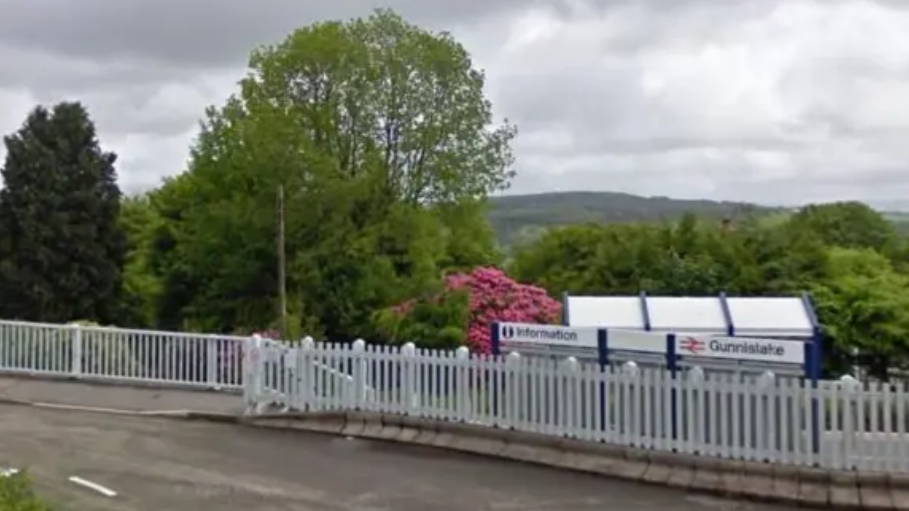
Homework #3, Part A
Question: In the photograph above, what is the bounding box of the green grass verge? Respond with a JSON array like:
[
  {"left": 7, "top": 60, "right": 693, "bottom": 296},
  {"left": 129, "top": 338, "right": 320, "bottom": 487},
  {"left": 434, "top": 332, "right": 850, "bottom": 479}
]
[{"left": 0, "top": 472, "right": 53, "bottom": 511}]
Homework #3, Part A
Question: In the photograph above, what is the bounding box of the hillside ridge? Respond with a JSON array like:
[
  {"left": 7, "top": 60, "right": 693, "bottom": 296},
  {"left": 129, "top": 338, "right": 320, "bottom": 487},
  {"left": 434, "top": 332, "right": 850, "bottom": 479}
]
[{"left": 486, "top": 191, "right": 902, "bottom": 246}]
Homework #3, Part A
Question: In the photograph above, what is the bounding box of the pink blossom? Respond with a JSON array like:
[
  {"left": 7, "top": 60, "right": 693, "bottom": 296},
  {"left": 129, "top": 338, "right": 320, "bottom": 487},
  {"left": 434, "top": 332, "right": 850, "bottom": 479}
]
[{"left": 389, "top": 267, "right": 562, "bottom": 353}]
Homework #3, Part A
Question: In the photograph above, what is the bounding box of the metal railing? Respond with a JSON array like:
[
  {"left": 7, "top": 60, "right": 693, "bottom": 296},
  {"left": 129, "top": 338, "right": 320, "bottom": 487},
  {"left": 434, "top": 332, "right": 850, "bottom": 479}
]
[
  {"left": 245, "top": 340, "right": 909, "bottom": 474},
  {"left": 0, "top": 320, "right": 248, "bottom": 389},
  {"left": 0, "top": 320, "right": 373, "bottom": 401}
]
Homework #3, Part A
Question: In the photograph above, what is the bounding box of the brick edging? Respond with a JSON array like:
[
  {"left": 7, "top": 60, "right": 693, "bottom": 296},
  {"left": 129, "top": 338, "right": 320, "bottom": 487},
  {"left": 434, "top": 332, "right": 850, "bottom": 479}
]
[{"left": 240, "top": 411, "right": 904, "bottom": 511}]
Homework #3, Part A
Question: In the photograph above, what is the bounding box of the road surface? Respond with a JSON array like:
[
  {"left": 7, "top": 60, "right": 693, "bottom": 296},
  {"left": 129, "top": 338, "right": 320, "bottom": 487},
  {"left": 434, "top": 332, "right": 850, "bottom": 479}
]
[
  {"left": 0, "top": 405, "right": 804, "bottom": 511},
  {"left": 0, "top": 376, "right": 241, "bottom": 413}
]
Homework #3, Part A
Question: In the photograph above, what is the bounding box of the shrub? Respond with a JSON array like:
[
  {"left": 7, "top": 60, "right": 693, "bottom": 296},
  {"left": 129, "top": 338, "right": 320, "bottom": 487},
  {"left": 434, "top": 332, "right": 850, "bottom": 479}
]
[
  {"left": 378, "top": 267, "right": 562, "bottom": 352},
  {"left": 374, "top": 289, "right": 470, "bottom": 350}
]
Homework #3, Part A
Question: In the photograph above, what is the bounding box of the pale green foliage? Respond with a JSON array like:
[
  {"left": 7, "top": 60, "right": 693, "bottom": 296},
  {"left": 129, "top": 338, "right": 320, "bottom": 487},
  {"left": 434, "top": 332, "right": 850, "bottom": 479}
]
[
  {"left": 118, "top": 195, "right": 163, "bottom": 327},
  {"left": 811, "top": 248, "right": 909, "bottom": 379},
  {"left": 790, "top": 201, "right": 897, "bottom": 252},
  {"left": 239, "top": 9, "right": 517, "bottom": 203},
  {"left": 142, "top": 9, "right": 510, "bottom": 339}
]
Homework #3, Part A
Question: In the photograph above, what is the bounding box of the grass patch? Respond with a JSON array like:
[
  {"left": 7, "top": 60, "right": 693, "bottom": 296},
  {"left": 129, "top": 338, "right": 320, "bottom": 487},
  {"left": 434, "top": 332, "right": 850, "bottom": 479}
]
[{"left": 0, "top": 472, "right": 53, "bottom": 511}]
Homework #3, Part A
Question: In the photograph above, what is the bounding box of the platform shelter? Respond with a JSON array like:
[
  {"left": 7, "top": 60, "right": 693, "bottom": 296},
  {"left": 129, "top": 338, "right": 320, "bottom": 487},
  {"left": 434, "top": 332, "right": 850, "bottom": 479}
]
[
  {"left": 563, "top": 292, "right": 818, "bottom": 337},
  {"left": 561, "top": 292, "right": 822, "bottom": 377}
]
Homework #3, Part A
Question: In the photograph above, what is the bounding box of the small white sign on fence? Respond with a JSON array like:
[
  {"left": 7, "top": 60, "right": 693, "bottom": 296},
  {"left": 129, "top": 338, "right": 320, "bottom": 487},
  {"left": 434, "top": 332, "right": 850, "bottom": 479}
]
[
  {"left": 497, "top": 322, "right": 598, "bottom": 353},
  {"left": 676, "top": 335, "right": 805, "bottom": 365}
]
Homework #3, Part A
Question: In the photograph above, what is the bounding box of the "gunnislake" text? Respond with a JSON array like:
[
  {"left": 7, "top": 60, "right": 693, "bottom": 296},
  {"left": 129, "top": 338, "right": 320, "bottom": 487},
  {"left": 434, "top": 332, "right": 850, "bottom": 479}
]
[{"left": 709, "top": 339, "right": 785, "bottom": 357}]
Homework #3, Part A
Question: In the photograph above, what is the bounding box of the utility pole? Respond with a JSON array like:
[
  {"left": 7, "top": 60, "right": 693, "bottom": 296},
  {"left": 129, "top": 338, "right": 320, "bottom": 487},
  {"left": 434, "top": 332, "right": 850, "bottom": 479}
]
[{"left": 276, "top": 184, "right": 288, "bottom": 340}]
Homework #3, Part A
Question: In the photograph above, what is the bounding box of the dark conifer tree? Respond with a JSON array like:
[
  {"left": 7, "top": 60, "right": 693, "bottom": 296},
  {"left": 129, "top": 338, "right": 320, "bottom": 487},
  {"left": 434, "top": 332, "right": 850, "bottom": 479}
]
[{"left": 0, "top": 102, "right": 126, "bottom": 323}]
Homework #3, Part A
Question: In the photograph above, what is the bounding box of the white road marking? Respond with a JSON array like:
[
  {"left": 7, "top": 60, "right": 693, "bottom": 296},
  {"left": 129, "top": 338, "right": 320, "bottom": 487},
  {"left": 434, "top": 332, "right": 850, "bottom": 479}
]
[{"left": 68, "top": 476, "right": 117, "bottom": 498}]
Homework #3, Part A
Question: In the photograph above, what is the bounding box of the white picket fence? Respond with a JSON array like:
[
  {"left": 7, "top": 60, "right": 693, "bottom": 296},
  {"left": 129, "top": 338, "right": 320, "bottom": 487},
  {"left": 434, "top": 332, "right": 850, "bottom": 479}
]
[
  {"left": 0, "top": 318, "right": 906, "bottom": 474},
  {"left": 246, "top": 340, "right": 909, "bottom": 474},
  {"left": 0, "top": 320, "right": 359, "bottom": 395}
]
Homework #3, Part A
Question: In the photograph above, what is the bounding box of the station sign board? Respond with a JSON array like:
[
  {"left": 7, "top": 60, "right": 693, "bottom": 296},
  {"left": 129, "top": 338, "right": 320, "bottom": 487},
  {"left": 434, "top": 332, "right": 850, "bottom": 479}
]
[
  {"left": 675, "top": 335, "right": 805, "bottom": 365},
  {"left": 496, "top": 322, "right": 599, "bottom": 357}
]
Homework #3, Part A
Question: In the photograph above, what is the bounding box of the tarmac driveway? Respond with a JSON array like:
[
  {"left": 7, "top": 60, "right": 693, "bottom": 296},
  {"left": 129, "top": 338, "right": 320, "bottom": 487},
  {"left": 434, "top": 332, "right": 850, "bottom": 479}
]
[{"left": 0, "top": 405, "right": 800, "bottom": 511}]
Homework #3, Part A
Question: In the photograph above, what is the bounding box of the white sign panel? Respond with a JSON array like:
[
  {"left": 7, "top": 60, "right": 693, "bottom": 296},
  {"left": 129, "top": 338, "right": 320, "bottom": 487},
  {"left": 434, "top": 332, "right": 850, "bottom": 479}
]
[
  {"left": 498, "top": 322, "right": 598, "bottom": 352},
  {"left": 608, "top": 329, "right": 666, "bottom": 354},
  {"left": 675, "top": 336, "right": 805, "bottom": 365}
]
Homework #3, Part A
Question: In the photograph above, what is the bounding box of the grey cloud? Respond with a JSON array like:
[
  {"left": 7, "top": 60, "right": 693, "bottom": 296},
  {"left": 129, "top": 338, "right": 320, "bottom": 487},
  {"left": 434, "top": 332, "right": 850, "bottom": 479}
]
[
  {"left": 87, "top": 77, "right": 237, "bottom": 138},
  {"left": 581, "top": 1, "right": 784, "bottom": 54},
  {"left": 2, "top": 0, "right": 909, "bottom": 207},
  {"left": 871, "top": 0, "right": 909, "bottom": 9},
  {"left": 494, "top": 58, "right": 803, "bottom": 157},
  {"left": 0, "top": 0, "right": 783, "bottom": 70},
  {"left": 0, "top": 0, "right": 551, "bottom": 69},
  {"left": 0, "top": 43, "right": 194, "bottom": 95},
  {"left": 17, "top": 81, "right": 223, "bottom": 139},
  {"left": 106, "top": 131, "right": 198, "bottom": 193}
]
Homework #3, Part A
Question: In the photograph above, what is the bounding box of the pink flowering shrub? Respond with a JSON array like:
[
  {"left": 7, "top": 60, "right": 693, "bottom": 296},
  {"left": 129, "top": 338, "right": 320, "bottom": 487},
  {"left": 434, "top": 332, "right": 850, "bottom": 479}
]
[
  {"left": 376, "top": 267, "right": 562, "bottom": 353},
  {"left": 450, "top": 267, "right": 562, "bottom": 352}
]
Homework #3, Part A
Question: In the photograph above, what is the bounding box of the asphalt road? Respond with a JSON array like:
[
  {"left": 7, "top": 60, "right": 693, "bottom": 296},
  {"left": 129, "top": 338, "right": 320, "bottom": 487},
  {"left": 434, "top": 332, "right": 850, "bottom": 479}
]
[
  {"left": 0, "top": 376, "right": 242, "bottom": 413},
  {"left": 0, "top": 406, "right": 805, "bottom": 511}
]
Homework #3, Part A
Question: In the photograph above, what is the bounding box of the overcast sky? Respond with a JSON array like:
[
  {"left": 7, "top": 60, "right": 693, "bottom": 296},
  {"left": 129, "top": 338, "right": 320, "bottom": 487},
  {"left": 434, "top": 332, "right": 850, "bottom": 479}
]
[{"left": 1, "top": 0, "right": 908, "bottom": 206}]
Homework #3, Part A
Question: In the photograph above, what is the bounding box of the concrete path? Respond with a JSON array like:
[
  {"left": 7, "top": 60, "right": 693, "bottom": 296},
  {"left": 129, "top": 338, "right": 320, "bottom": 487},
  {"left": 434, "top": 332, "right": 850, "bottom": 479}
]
[
  {"left": 0, "top": 405, "right": 804, "bottom": 511},
  {"left": 0, "top": 376, "right": 241, "bottom": 414}
]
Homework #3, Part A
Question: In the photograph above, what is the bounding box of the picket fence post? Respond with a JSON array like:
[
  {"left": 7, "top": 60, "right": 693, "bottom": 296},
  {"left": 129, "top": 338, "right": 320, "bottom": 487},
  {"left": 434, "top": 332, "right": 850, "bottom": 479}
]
[{"left": 70, "top": 324, "right": 83, "bottom": 378}]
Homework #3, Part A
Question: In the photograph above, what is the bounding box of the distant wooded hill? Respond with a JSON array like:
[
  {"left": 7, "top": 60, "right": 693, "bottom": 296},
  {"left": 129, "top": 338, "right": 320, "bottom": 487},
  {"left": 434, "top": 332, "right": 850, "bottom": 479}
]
[{"left": 486, "top": 191, "right": 909, "bottom": 246}]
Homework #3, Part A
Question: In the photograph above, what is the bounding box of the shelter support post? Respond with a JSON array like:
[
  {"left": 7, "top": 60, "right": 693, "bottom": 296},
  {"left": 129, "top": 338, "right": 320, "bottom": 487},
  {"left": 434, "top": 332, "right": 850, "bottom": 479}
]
[
  {"left": 491, "top": 322, "right": 501, "bottom": 418},
  {"left": 802, "top": 291, "right": 823, "bottom": 456},
  {"left": 718, "top": 292, "right": 735, "bottom": 336},
  {"left": 561, "top": 292, "right": 570, "bottom": 326},
  {"left": 667, "top": 333, "right": 678, "bottom": 447},
  {"left": 599, "top": 329, "right": 609, "bottom": 434},
  {"left": 638, "top": 292, "right": 652, "bottom": 331}
]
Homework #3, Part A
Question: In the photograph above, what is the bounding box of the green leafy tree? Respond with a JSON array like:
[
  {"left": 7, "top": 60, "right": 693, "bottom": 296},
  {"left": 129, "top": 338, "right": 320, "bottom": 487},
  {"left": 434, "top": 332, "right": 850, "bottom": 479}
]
[
  {"left": 118, "top": 194, "right": 163, "bottom": 327},
  {"left": 0, "top": 102, "right": 126, "bottom": 324},
  {"left": 811, "top": 247, "right": 909, "bottom": 379},
  {"left": 509, "top": 217, "right": 759, "bottom": 297},
  {"left": 433, "top": 200, "right": 503, "bottom": 272},
  {"left": 143, "top": 175, "right": 202, "bottom": 331},
  {"left": 509, "top": 223, "right": 609, "bottom": 296},
  {"left": 790, "top": 201, "right": 897, "bottom": 252},
  {"left": 742, "top": 220, "right": 831, "bottom": 294},
  {"left": 148, "top": 9, "right": 514, "bottom": 338}
]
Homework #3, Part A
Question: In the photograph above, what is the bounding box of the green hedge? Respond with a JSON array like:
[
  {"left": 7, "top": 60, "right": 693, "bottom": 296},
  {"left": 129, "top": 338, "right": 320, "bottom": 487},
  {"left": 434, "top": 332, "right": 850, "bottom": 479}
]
[{"left": 0, "top": 472, "right": 52, "bottom": 511}]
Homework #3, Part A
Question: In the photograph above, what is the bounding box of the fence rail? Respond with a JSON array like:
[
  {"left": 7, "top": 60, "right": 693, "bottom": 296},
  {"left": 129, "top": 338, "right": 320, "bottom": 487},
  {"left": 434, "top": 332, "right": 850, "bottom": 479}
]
[
  {"left": 0, "top": 320, "right": 368, "bottom": 402},
  {"left": 247, "top": 341, "right": 909, "bottom": 474},
  {"left": 0, "top": 320, "right": 248, "bottom": 389}
]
